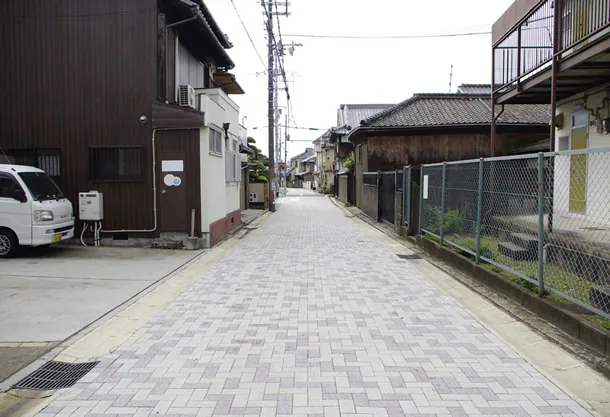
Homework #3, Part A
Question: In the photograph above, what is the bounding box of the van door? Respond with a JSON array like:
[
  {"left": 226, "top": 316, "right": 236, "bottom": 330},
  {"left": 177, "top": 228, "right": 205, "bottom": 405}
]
[{"left": 0, "top": 173, "right": 33, "bottom": 244}]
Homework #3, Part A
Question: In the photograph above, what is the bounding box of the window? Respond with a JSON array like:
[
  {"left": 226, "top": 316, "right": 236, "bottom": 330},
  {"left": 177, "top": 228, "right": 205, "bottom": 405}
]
[
  {"left": 225, "top": 151, "right": 242, "bottom": 183},
  {"left": 209, "top": 129, "right": 223, "bottom": 155},
  {"left": 89, "top": 147, "right": 144, "bottom": 181},
  {"left": 8, "top": 148, "right": 61, "bottom": 186},
  {"left": 558, "top": 136, "right": 570, "bottom": 151},
  {"left": 0, "top": 176, "right": 17, "bottom": 199}
]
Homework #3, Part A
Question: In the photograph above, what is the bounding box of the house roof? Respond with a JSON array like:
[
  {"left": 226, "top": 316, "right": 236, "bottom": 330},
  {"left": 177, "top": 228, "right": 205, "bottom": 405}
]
[
  {"left": 303, "top": 155, "right": 316, "bottom": 163},
  {"left": 456, "top": 84, "right": 492, "bottom": 95},
  {"left": 168, "top": 0, "right": 235, "bottom": 69},
  {"left": 291, "top": 148, "right": 315, "bottom": 161},
  {"left": 336, "top": 104, "right": 395, "bottom": 132},
  {"left": 360, "top": 94, "right": 550, "bottom": 128}
]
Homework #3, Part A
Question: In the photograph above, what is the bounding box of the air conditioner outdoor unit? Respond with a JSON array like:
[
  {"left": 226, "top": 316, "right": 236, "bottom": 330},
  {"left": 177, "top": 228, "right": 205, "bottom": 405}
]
[{"left": 178, "top": 85, "right": 196, "bottom": 109}]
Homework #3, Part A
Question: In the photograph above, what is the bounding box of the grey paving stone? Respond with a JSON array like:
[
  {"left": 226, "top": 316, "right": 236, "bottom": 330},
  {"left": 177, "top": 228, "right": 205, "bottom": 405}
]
[{"left": 34, "top": 194, "right": 593, "bottom": 417}]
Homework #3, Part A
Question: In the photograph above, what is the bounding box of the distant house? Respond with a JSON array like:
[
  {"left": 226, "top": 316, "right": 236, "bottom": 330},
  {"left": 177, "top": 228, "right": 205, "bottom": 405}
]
[
  {"left": 348, "top": 88, "right": 550, "bottom": 172},
  {"left": 346, "top": 86, "right": 550, "bottom": 224},
  {"left": 0, "top": 0, "right": 247, "bottom": 248},
  {"left": 330, "top": 104, "right": 395, "bottom": 172},
  {"left": 313, "top": 131, "right": 335, "bottom": 193},
  {"left": 287, "top": 148, "right": 315, "bottom": 189}
]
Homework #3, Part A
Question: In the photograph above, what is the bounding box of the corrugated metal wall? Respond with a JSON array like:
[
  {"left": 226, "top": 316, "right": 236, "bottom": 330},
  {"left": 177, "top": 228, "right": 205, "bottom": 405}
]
[{"left": 0, "top": 0, "right": 158, "bottom": 232}]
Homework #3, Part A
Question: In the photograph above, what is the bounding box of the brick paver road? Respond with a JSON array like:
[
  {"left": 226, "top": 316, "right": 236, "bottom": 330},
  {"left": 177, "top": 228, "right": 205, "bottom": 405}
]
[{"left": 38, "top": 191, "right": 592, "bottom": 417}]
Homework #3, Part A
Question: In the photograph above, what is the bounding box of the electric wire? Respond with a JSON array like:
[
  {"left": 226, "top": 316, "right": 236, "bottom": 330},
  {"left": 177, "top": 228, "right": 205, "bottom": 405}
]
[{"left": 230, "top": 0, "right": 268, "bottom": 72}]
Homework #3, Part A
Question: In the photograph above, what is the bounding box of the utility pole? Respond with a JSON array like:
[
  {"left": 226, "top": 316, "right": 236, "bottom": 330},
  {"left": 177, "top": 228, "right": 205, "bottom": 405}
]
[
  {"left": 264, "top": 0, "right": 293, "bottom": 205},
  {"left": 265, "top": 0, "right": 276, "bottom": 212},
  {"left": 284, "top": 109, "right": 289, "bottom": 194}
]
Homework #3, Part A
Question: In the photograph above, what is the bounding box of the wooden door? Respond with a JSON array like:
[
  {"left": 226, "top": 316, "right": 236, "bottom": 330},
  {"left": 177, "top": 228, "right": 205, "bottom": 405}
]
[
  {"left": 159, "top": 152, "right": 188, "bottom": 232},
  {"left": 569, "top": 113, "right": 588, "bottom": 213}
]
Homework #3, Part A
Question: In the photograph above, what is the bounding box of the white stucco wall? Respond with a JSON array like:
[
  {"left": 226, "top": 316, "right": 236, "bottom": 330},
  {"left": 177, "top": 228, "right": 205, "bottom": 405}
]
[
  {"left": 554, "top": 90, "right": 610, "bottom": 225},
  {"left": 198, "top": 88, "right": 242, "bottom": 232}
]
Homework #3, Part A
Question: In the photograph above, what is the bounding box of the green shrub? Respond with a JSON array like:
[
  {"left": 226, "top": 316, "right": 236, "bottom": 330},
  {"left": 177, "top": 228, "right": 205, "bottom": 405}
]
[{"left": 455, "top": 237, "right": 494, "bottom": 260}]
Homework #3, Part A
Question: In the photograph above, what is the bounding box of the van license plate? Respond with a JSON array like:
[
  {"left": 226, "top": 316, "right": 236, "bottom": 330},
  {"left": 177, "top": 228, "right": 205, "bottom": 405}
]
[{"left": 52, "top": 233, "right": 62, "bottom": 243}]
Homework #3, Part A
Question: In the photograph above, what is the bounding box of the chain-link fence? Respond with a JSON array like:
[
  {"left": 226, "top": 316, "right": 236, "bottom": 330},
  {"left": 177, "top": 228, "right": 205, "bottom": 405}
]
[{"left": 419, "top": 148, "right": 610, "bottom": 319}]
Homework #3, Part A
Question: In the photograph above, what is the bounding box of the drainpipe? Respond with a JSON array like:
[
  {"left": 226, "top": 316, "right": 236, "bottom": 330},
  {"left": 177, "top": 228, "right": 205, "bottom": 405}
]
[{"left": 175, "top": 32, "right": 180, "bottom": 102}]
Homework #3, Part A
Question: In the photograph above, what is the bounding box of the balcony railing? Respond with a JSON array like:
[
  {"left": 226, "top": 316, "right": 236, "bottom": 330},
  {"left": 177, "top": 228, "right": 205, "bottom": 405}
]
[{"left": 493, "top": 0, "right": 610, "bottom": 93}]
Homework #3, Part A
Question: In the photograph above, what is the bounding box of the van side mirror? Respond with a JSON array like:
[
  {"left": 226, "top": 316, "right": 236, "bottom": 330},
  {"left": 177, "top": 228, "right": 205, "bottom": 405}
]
[{"left": 13, "top": 188, "right": 27, "bottom": 203}]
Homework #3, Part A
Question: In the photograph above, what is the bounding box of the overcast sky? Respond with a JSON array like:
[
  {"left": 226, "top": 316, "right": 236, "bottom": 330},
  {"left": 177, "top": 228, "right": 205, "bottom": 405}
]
[{"left": 205, "top": 0, "right": 514, "bottom": 158}]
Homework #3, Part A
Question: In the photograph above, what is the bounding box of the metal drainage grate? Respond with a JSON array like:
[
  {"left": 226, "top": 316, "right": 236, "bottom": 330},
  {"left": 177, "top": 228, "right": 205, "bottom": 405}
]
[
  {"left": 14, "top": 360, "right": 99, "bottom": 391},
  {"left": 397, "top": 254, "right": 421, "bottom": 260}
]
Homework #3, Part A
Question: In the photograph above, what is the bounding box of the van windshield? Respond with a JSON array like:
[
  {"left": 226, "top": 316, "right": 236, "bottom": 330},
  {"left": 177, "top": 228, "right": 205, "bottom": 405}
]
[{"left": 18, "top": 172, "right": 65, "bottom": 201}]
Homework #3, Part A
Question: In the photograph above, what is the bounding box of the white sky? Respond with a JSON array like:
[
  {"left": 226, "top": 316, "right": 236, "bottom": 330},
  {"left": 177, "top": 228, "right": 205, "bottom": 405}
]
[{"left": 205, "top": 0, "right": 514, "bottom": 158}]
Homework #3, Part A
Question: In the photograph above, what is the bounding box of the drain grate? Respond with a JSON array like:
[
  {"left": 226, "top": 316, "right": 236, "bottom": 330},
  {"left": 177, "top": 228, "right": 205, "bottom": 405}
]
[
  {"left": 397, "top": 254, "right": 421, "bottom": 260},
  {"left": 14, "top": 360, "right": 99, "bottom": 391}
]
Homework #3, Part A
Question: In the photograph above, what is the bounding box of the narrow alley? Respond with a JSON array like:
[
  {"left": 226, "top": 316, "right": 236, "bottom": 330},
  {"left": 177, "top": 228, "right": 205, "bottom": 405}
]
[{"left": 36, "top": 191, "right": 596, "bottom": 417}]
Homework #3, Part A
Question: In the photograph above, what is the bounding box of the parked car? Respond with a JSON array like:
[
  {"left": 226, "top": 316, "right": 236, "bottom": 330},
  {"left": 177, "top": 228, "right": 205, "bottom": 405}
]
[{"left": 0, "top": 164, "right": 74, "bottom": 258}]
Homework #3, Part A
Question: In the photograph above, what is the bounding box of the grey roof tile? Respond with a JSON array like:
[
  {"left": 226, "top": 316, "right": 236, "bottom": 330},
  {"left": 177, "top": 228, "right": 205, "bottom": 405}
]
[
  {"left": 337, "top": 104, "right": 395, "bottom": 130},
  {"left": 362, "top": 94, "right": 550, "bottom": 128}
]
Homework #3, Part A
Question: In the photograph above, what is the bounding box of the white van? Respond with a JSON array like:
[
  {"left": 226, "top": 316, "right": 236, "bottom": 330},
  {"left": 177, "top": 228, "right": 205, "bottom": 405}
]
[{"left": 0, "top": 164, "right": 74, "bottom": 258}]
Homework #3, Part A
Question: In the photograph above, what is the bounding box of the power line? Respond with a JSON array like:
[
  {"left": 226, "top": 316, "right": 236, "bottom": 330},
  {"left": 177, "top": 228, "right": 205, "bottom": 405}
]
[
  {"left": 230, "top": 0, "right": 267, "bottom": 72},
  {"left": 283, "top": 31, "right": 492, "bottom": 39}
]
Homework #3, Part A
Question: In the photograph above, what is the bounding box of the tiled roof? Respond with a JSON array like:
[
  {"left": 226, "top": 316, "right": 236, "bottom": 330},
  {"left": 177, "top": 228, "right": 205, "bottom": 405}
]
[
  {"left": 361, "top": 94, "right": 550, "bottom": 128},
  {"left": 337, "top": 104, "right": 395, "bottom": 130},
  {"left": 457, "top": 84, "right": 492, "bottom": 95},
  {"left": 291, "top": 148, "right": 315, "bottom": 161}
]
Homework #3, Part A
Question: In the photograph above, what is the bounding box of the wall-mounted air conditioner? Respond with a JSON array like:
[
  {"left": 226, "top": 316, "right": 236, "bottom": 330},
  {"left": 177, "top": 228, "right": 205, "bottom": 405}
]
[{"left": 178, "top": 85, "right": 196, "bottom": 109}]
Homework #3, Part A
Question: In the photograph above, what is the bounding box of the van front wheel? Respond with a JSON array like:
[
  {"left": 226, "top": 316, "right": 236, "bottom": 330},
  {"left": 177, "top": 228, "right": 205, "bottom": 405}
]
[{"left": 0, "top": 230, "right": 18, "bottom": 258}]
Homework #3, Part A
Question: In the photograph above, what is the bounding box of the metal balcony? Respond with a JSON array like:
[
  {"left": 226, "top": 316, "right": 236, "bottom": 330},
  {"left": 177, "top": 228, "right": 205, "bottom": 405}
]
[{"left": 493, "top": 0, "right": 610, "bottom": 104}]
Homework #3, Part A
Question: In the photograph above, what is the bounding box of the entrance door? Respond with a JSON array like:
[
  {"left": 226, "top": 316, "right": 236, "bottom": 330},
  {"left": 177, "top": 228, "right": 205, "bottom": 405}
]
[
  {"left": 159, "top": 152, "right": 188, "bottom": 231},
  {"left": 569, "top": 112, "right": 587, "bottom": 213}
]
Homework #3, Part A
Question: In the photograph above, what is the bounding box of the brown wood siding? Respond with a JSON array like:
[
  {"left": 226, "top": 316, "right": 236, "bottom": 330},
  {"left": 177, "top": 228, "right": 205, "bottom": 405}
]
[
  {"left": 365, "top": 127, "right": 549, "bottom": 172},
  {"left": 0, "top": 0, "right": 158, "bottom": 232},
  {"left": 155, "top": 129, "right": 201, "bottom": 235},
  {"left": 367, "top": 134, "right": 491, "bottom": 172}
]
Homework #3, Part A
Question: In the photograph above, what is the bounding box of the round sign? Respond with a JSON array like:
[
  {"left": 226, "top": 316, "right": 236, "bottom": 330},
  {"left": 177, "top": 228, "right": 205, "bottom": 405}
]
[
  {"left": 164, "top": 174, "right": 175, "bottom": 186},
  {"left": 173, "top": 176, "right": 182, "bottom": 186}
]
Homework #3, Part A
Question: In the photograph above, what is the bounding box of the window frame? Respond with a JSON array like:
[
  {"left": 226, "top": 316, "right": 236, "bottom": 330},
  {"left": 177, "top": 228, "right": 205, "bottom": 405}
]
[
  {"left": 209, "top": 128, "right": 223, "bottom": 157},
  {"left": 7, "top": 148, "right": 62, "bottom": 186},
  {"left": 89, "top": 146, "right": 146, "bottom": 183}
]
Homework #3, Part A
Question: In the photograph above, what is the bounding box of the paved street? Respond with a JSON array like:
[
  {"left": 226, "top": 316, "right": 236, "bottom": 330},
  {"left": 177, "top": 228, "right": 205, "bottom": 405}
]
[{"left": 36, "top": 190, "right": 593, "bottom": 417}]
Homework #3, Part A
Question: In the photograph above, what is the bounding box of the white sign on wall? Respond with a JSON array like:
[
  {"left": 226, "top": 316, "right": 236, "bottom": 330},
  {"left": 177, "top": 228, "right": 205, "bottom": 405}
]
[
  {"left": 162, "top": 160, "right": 184, "bottom": 172},
  {"left": 423, "top": 175, "right": 429, "bottom": 200}
]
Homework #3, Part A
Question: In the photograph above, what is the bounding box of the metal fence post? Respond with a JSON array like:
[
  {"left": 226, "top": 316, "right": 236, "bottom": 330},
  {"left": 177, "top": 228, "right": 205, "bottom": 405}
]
[
  {"left": 405, "top": 166, "right": 410, "bottom": 229},
  {"left": 377, "top": 170, "right": 382, "bottom": 222},
  {"left": 475, "top": 158, "right": 484, "bottom": 264},
  {"left": 419, "top": 167, "right": 424, "bottom": 235},
  {"left": 537, "top": 153, "right": 545, "bottom": 296},
  {"left": 439, "top": 162, "right": 447, "bottom": 245}
]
